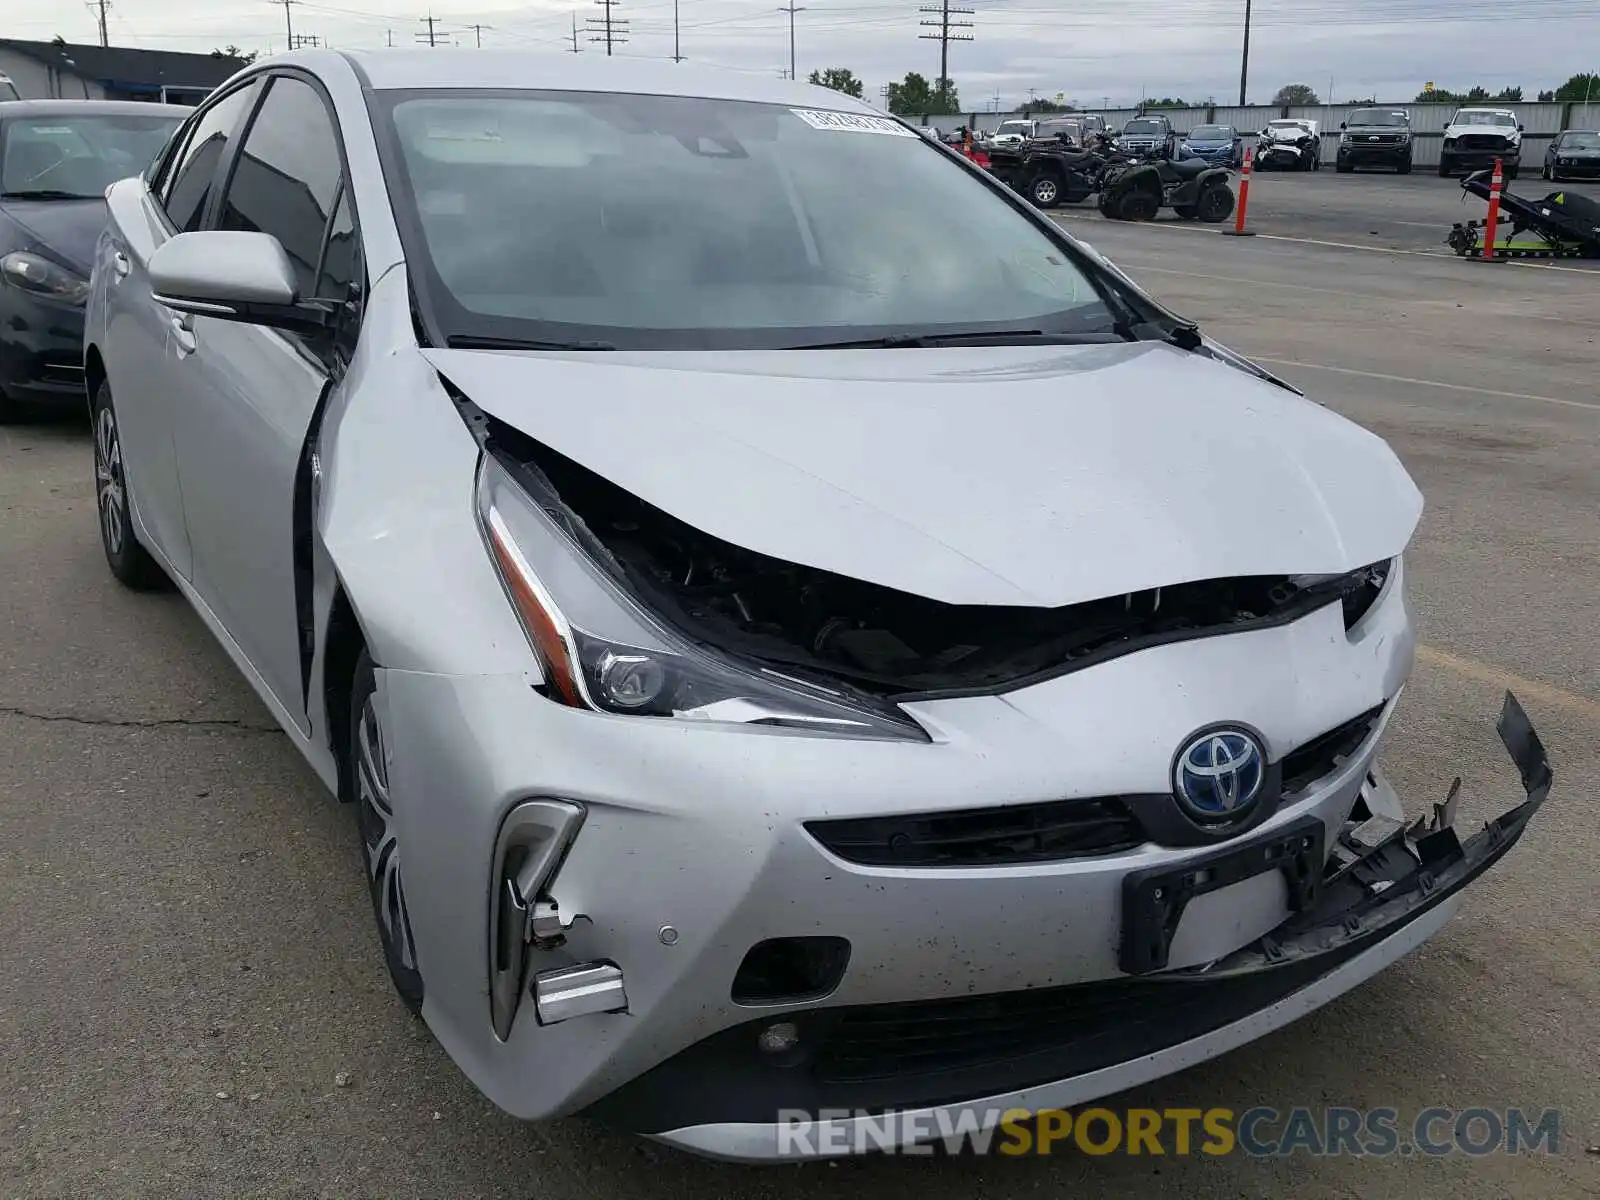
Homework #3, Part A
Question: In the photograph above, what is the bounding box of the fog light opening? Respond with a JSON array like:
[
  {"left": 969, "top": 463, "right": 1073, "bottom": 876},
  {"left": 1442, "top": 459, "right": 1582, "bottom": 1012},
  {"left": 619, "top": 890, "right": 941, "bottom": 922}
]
[{"left": 732, "top": 936, "right": 851, "bottom": 1006}]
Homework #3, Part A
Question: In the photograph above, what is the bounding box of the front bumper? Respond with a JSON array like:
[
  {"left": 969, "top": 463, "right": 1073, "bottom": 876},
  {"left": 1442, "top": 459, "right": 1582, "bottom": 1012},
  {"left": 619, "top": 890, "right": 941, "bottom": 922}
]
[
  {"left": 1551, "top": 157, "right": 1600, "bottom": 178},
  {"left": 0, "top": 289, "right": 86, "bottom": 405},
  {"left": 1259, "top": 142, "right": 1316, "bottom": 166},
  {"left": 1442, "top": 145, "right": 1520, "bottom": 170},
  {"left": 609, "top": 695, "right": 1551, "bottom": 1159},
  {"left": 1338, "top": 142, "right": 1411, "bottom": 165}
]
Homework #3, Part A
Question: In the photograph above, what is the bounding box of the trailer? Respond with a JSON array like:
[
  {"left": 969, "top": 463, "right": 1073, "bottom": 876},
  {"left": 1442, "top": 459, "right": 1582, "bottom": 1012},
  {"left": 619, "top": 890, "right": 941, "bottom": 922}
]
[{"left": 1446, "top": 168, "right": 1600, "bottom": 260}]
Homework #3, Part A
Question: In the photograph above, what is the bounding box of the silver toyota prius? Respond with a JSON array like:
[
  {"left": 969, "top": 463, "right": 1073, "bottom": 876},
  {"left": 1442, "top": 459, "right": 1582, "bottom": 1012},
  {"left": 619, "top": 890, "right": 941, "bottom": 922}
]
[{"left": 84, "top": 50, "right": 1552, "bottom": 1161}]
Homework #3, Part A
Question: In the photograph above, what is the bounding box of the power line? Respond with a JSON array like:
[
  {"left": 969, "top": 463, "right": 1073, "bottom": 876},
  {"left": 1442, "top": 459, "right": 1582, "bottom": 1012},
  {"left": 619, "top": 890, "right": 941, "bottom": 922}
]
[
  {"left": 586, "top": 0, "right": 628, "bottom": 55},
  {"left": 918, "top": 0, "right": 973, "bottom": 95},
  {"left": 777, "top": 3, "right": 804, "bottom": 80}
]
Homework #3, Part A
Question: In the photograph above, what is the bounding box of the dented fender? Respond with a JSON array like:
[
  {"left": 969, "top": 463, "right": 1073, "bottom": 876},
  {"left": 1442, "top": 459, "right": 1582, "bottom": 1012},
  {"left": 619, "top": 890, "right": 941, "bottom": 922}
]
[{"left": 309, "top": 265, "right": 537, "bottom": 679}]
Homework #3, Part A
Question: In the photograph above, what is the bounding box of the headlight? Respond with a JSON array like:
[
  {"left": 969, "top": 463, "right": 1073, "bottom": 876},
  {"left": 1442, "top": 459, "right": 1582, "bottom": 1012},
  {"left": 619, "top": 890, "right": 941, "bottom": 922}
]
[
  {"left": 1444, "top": 136, "right": 1457, "bottom": 146},
  {"left": 0, "top": 250, "right": 89, "bottom": 305},
  {"left": 475, "top": 451, "right": 928, "bottom": 741}
]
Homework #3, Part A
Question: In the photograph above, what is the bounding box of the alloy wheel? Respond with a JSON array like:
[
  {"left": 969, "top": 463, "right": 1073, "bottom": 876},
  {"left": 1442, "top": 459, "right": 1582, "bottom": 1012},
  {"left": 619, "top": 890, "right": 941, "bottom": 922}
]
[
  {"left": 356, "top": 693, "right": 417, "bottom": 972},
  {"left": 94, "top": 405, "right": 126, "bottom": 558}
]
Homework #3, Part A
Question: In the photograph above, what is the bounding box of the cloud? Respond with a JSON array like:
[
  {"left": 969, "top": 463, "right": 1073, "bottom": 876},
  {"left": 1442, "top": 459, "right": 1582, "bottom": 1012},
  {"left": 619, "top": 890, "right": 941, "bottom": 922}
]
[{"left": 10, "top": 0, "right": 1597, "bottom": 110}]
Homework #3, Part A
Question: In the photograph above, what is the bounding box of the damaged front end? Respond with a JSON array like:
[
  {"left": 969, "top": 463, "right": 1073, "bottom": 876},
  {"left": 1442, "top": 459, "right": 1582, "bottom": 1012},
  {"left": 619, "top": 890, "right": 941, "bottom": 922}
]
[
  {"left": 472, "top": 410, "right": 1396, "bottom": 716},
  {"left": 1155, "top": 691, "right": 1552, "bottom": 983}
]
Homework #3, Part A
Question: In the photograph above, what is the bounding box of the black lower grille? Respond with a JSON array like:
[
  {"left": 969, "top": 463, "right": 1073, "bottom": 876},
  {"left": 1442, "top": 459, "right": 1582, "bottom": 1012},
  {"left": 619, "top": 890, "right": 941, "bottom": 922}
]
[
  {"left": 806, "top": 797, "right": 1143, "bottom": 866},
  {"left": 1457, "top": 135, "right": 1509, "bottom": 151},
  {"left": 1281, "top": 704, "right": 1385, "bottom": 795}
]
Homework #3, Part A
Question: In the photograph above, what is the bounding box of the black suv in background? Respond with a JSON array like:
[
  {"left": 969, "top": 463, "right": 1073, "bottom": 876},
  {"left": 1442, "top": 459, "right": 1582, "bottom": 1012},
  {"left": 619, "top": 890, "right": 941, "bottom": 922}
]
[{"left": 1336, "top": 108, "right": 1413, "bottom": 174}]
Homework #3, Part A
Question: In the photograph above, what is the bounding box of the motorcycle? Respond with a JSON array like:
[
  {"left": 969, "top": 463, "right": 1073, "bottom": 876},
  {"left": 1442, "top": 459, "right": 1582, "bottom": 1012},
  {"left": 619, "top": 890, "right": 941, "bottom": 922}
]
[{"left": 1097, "top": 149, "right": 1236, "bottom": 222}]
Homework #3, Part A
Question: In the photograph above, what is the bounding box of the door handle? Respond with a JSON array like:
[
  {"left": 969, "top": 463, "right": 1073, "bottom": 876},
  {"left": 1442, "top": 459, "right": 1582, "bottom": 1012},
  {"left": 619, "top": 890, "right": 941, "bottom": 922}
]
[
  {"left": 112, "top": 251, "right": 131, "bottom": 279},
  {"left": 170, "top": 314, "right": 197, "bottom": 356}
]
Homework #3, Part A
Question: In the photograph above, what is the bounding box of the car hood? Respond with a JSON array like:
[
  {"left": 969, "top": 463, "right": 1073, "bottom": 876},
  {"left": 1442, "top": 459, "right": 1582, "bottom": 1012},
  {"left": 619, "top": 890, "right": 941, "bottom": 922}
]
[
  {"left": 423, "top": 342, "right": 1422, "bottom": 608},
  {"left": 0, "top": 198, "right": 105, "bottom": 275}
]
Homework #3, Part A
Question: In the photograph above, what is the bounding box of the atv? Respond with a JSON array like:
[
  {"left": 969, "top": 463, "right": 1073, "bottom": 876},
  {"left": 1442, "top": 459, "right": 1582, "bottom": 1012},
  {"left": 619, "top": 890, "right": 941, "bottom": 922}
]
[{"left": 1098, "top": 152, "right": 1235, "bottom": 222}]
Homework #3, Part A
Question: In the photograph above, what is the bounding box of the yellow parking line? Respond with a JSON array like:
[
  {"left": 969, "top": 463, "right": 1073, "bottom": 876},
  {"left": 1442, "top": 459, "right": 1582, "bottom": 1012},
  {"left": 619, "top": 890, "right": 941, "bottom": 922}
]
[{"left": 1417, "top": 644, "right": 1600, "bottom": 722}]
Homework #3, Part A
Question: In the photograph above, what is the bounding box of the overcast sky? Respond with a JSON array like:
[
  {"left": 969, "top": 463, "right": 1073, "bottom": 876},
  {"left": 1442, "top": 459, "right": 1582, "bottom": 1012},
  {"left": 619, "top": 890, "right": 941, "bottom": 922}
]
[{"left": 9, "top": 0, "right": 1596, "bottom": 110}]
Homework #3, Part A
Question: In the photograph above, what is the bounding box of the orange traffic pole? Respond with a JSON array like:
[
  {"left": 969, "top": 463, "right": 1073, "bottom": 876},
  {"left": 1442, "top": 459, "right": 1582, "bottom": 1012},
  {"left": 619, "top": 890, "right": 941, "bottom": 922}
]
[
  {"left": 1481, "top": 157, "right": 1504, "bottom": 262},
  {"left": 1222, "top": 146, "right": 1256, "bottom": 237}
]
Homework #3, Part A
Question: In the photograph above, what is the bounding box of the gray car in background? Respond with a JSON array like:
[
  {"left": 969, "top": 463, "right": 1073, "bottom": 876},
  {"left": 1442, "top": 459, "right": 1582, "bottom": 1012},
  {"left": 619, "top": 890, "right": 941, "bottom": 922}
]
[{"left": 83, "top": 49, "right": 1551, "bottom": 1162}]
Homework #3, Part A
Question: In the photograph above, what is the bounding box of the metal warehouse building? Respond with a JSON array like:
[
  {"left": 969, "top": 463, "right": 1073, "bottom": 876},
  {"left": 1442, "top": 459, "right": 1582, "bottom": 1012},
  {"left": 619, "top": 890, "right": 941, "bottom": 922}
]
[{"left": 0, "top": 39, "right": 249, "bottom": 106}]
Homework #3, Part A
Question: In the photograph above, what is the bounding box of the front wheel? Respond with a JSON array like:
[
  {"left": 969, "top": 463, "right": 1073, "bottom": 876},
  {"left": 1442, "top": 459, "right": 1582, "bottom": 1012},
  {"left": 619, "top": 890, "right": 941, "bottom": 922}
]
[
  {"left": 1029, "top": 173, "right": 1061, "bottom": 208},
  {"left": 1397, "top": 158, "right": 1412, "bottom": 176},
  {"left": 1336, "top": 159, "right": 1353, "bottom": 173},
  {"left": 91, "top": 381, "right": 167, "bottom": 591},
  {"left": 1542, "top": 163, "right": 1552, "bottom": 181},
  {"left": 1504, "top": 164, "right": 1519, "bottom": 180},
  {"left": 1309, "top": 154, "right": 1321, "bottom": 171},
  {"left": 1437, "top": 159, "right": 1452, "bottom": 178},
  {"left": 349, "top": 649, "right": 425, "bottom": 1014},
  {"left": 1195, "top": 184, "right": 1235, "bottom": 223},
  {"left": 1116, "top": 189, "right": 1160, "bottom": 221}
]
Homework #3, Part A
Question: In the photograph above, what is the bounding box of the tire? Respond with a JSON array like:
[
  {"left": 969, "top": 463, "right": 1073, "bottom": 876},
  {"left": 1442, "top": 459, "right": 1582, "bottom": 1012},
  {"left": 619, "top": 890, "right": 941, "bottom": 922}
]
[
  {"left": 1195, "top": 184, "right": 1235, "bottom": 223},
  {"left": 349, "top": 648, "right": 425, "bottom": 1015},
  {"left": 1309, "top": 154, "right": 1320, "bottom": 171},
  {"left": 91, "top": 381, "right": 168, "bottom": 591},
  {"left": 1029, "top": 173, "right": 1061, "bottom": 208},
  {"left": 0, "top": 387, "right": 21, "bottom": 425},
  {"left": 1173, "top": 204, "right": 1198, "bottom": 220},
  {"left": 1542, "top": 164, "right": 1551, "bottom": 181},
  {"left": 1397, "top": 158, "right": 1412, "bottom": 176},
  {"left": 1437, "top": 158, "right": 1452, "bottom": 178},
  {"left": 1117, "top": 189, "right": 1159, "bottom": 221},
  {"left": 1336, "top": 159, "right": 1353, "bottom": 173},
  {"left": 1505, "top": 164, "right": 1519, "bottom": 180}
]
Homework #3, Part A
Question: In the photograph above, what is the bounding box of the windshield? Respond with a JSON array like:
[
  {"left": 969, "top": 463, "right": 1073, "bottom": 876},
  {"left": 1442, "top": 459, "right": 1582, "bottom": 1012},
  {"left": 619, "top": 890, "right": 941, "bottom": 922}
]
[
  {"left": 1269, "top": 121, "right": 1308, "bottom": 131},
  {"left": 1348, "top": 109, "right": 1407, "bottom": 126},
  {"left": 1456, "top": 112, "right": 1516, "bottom": 127},
  {"left": 996, "top": 121, "right": 1033, "bottom": 134},
  {"left": 1123, "top": 119, "right": 1164, "bottom": 134},
  {"left": 0, "top": 111, "right": 184, "bottom": 198},
  {"left": 380, "top": 91, "right": 1115, "bottom": 351},
  {"left": 1188, "top": 125, "right": 1231, "bottom": 140},
  {"left": 1560, "top": 131, "right": 1600, "bottom": 149}
]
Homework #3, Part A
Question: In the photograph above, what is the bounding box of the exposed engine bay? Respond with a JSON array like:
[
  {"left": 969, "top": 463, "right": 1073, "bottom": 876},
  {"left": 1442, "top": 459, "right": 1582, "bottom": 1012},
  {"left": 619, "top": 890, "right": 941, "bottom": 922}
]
[{"left": 487, "top": 418, "right": 1390, "bottom": 698}]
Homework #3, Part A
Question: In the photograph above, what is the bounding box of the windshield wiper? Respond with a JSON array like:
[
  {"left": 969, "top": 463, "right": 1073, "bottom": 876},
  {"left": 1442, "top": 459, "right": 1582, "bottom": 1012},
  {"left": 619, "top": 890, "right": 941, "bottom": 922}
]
[
  {"left": 1, "top": 189, "right": 99, "bottom": 200},
  {"left": 789, "top": 329, "right": 1122, "bottom": 350},
  {"left": 445, "top": 334, "right": 617, "bottom": 352}
]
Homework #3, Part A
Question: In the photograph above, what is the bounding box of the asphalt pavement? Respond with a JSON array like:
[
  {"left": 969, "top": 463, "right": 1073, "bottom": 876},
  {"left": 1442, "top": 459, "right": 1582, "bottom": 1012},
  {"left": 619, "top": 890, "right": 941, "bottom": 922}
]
[{"left": 3, "top": 172, "right": 1599, "bottom": 1198}]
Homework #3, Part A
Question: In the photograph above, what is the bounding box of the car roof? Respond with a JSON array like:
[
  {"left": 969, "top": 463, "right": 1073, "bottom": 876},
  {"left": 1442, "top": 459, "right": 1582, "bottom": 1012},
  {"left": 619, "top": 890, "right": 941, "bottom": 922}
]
[
  {"left": 0, "top": 98, "right": 191, "bottom": 119},
  {"left": 323, "top": 48, "right": 880, "bottom": 111}
]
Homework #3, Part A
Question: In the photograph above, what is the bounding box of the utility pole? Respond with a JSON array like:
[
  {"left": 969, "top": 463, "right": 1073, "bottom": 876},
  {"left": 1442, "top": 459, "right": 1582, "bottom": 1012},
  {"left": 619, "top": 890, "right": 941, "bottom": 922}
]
[
  {"left": 777, "top": 4, "right": 804, "bottom": 81},
  {"left": 586, "top": 0, "right": 628, "bottom": 56},
  {"left": 1238, "top": 0, "right": 1252, "bottom": 106},
  {"left": 570, "top": 11, "right": 582, "bottom": 51},
  {"left": 918, "top": 0, "right": 973, "bottom": 103},
  {"left": 468, "top": 23, "right": 488, "bottom": 47},
  {"left": 271, "top": 0, "right": 297, "bottom": 48},
  {"left": 387, "top": 28, "right": 394, "bottom": 46},
  {"left": 416, "top": 13, "right": 439, "bottom": 46},
  {"left": 288, "top": 32, "right": 321, "bottom": 48},
  {"left": 672, "top": 0, "right": 684, "bottom": 61},
  {"left": 87, "top": 0, "right": 111, "bottom": 47}
]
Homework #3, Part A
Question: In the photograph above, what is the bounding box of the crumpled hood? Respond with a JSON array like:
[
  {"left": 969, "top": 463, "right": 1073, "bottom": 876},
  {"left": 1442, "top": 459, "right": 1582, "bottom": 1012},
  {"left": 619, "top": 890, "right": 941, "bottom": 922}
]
[
  {"left": 0, "top": 198, "right": 105, "bottom": 275},
  {"left": 424, "top": 341, "right": 1422, "bottom": 608}
]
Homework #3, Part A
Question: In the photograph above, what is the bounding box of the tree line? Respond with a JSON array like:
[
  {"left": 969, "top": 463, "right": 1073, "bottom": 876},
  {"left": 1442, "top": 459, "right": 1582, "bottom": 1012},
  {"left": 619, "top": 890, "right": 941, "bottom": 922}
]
[{"left": 804, "top": 69, "right": 1600, "bottom": 113}]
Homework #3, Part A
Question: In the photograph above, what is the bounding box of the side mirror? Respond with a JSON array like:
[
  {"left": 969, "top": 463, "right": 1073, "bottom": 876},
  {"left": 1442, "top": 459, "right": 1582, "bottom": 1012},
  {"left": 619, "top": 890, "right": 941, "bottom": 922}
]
[
  {"left": 1517, "top": 123, "right": 1525, "bottom": 132},
  {"left": 149, "top": 231, "right": 329, "bottom": 337},
  {"left": 1339, "top": 121, "right": 1347, "bottom": 129}
]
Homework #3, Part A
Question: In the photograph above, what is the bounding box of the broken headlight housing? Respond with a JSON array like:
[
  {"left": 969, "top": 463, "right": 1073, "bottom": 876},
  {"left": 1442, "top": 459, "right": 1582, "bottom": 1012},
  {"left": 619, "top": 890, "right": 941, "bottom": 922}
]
[{"left": 476, "top": 451, "right": 929, "bottom": 742}]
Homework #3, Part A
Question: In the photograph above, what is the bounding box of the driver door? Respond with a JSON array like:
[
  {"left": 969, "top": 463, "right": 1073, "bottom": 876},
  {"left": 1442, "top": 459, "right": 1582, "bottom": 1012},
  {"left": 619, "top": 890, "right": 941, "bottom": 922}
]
[{"left": 163, "top": 72, "right": 365, "bottom": 731}]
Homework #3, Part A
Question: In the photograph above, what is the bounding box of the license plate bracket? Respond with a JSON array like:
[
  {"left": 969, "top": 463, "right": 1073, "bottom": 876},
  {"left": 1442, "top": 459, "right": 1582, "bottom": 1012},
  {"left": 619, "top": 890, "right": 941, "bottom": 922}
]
[{"left": 1120, "top": 815, "right": 1325, "bottom": 975}]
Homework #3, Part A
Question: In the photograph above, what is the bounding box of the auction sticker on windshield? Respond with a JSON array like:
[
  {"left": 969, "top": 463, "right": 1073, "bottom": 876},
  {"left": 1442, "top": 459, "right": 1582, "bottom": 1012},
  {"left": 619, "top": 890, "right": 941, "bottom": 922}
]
[{"left": 790, "top": 109, "right": 916, "bottom": 136}]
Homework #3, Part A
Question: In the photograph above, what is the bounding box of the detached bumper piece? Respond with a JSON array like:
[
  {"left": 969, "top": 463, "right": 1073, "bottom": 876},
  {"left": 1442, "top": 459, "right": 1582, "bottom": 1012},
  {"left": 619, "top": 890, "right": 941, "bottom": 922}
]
[{"left": 584, "top": 694, "right": 1550, "bottom": 1135}]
